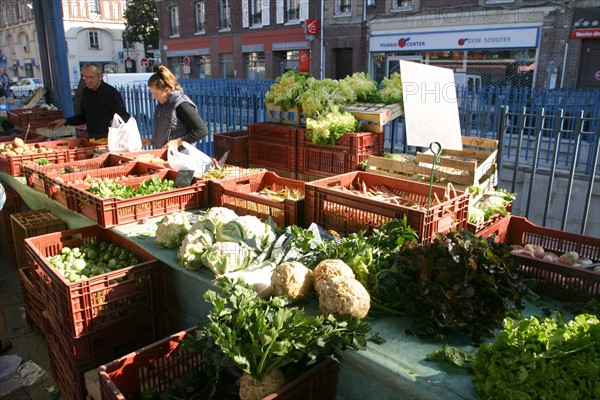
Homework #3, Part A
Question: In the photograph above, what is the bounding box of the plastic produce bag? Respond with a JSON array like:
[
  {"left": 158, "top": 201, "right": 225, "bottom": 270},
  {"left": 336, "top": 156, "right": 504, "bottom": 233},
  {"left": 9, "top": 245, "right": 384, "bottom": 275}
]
[
  {"left": 167, "top": 141, "right": 213, "bottom": 174},
  {"left": 108, "top": 113, "right": 142, "bottom": 152}
]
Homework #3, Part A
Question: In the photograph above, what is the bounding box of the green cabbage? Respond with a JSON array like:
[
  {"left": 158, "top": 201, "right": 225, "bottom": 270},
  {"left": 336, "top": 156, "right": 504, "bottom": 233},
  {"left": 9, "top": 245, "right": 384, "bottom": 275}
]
[{"left": 200, "top": 242, "right": 257, "bottom": 275}]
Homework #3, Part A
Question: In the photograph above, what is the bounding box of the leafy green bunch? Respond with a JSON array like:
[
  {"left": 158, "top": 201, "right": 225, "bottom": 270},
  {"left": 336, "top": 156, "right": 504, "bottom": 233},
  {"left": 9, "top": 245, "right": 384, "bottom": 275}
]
[
  {"left": 263, "top": 71, "right": 311, "bottom": 111},
  {"left": 377, "top": 72, "right": 404, "bottom": 104},
  {"left": 473, "top": 312, "right": 600, "bottom": 400},
  {"left": 305, "top": 106, "right": 359, "bottom": 145},
  {"left": 299, "top": 78, "right": 356, "bottom": 118},
  {"left": 391, "top": 230, "right": 526, "bottom": 342},
  {"left": 341, "top": 72, "right": 379, "bottom": 102},
  {"left": 190, "top": 277, "right": 383, "bottom": 381},
  {"left": 87, "top": 175, "right": 175, "bottom": 199}
]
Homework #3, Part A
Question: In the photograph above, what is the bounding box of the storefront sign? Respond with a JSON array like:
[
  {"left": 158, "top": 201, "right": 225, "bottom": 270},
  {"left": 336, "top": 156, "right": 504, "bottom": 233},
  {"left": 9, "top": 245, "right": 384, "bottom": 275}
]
[
  {"left": 298, "top": 50, "right": 310, "bottom": 72},
  {"left": 370, "top": 26, "right": 539, "bottom": 52},
  {"left": 272, "top": 41, "right": 311, "bottom": 51},
  {"left": 570, "top": 7, "right": 600, "bottom": 39},
  {"left": 166, "top": 48, "right": 210, "bottom": 57},
  {"left": 305, "top": 19, "right": 319, "bottom": 35}
]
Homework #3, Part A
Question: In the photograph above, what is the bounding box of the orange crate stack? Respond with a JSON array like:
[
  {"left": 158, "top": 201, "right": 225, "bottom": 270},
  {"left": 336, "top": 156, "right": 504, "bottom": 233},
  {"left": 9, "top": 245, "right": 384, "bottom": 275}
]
[
  {"left": 98, "top": 327, "right": 340, "bottom": 400},
  {"left": 42, "top": 138, "right": 106, "bottom": 161},
  {"left": 18, "top": 268, "right": 46, "bottom": 334},
  {"left": 69, "top": 169, "right": 207, "bottom": 227},
  {"left": 211, "top": 170, "right": 305, "bottom": 227},
  {"left": 43, "top": 161, "right": 167, "bottom": 210},
  {"left": 24, "top": 225, "right": 168, "bottom": 338},
  {"left": 477, "top": 215, "right": 600, "bottom": 301},
  {"left": 44, "top": 310, "right": 169, "bottom": 400},
  {"left": 248, "top": 123, "right": 299, "bottom": 178},
  {"left": 304, "top": 171, "right": 470, "bottom": 243},
  {"left": 214, "top": 130, "right": 249, "bottom": 167},
  {"left": 23, "top": 153, "right": 135, "bottom": 193},
  {"left": 296, "top": 131, "right": 385, "bottom": 182},
  {"left": 11, "top": 209, "right": 66, "bottom": 270}
]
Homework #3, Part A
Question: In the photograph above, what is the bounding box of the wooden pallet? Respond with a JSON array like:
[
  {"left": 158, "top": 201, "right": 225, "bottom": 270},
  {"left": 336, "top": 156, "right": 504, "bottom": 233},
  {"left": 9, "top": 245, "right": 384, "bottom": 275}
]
[{"left": 345, "top": 102, "right": 404, "bottom": 133}]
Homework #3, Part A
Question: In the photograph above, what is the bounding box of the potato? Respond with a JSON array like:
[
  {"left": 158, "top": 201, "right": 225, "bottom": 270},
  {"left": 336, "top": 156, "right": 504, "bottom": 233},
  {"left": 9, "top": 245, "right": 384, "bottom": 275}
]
[{"left": 13, "top": 137, "right": 25, "bottom": 148}]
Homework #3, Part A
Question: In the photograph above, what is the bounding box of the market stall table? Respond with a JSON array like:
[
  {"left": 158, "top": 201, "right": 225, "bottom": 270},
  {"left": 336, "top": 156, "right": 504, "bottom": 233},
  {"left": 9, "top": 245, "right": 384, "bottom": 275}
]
[{"left": 0, "top": 173, "right": 575, "bottom": 400}]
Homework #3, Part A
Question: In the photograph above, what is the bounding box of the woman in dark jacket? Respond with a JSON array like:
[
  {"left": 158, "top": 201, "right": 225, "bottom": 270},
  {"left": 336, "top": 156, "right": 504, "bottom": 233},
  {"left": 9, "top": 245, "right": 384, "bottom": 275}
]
[{"left": 147, "top": 66, "right": 208, "bottom": 149}]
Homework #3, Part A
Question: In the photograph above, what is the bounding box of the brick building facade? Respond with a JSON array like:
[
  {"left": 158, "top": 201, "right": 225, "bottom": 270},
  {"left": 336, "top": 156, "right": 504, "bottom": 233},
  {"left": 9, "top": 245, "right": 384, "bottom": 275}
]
[{"left": 157, "top": 0, "right": 599, "bottom": 88}]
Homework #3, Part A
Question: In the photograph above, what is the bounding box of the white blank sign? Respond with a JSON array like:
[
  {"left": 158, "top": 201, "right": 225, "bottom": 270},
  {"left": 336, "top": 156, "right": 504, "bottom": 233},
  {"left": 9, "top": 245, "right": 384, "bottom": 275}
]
[{"left": 400, "top": 61, "right": 463, "bottom": 151}]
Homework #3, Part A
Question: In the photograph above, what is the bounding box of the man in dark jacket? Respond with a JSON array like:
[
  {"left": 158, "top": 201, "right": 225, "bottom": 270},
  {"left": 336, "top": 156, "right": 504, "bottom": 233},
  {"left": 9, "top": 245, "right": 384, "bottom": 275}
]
[{"left": 48, "top": 62, "right": 130, "bottom": 138}]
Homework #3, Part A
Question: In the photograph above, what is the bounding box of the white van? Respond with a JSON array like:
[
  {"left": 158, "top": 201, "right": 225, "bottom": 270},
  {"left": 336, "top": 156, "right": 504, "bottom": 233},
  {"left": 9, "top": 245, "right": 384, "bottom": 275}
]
[{"left": 103, "top": 73, "right": 153, "bottom": 88}]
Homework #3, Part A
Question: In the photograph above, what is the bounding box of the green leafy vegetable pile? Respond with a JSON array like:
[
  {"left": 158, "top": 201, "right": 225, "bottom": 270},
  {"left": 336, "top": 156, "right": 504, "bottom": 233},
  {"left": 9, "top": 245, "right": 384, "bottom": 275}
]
[
  {"left": 473, "top": 312, "right": 600, "bottom": 400},
  {"left": 263, "top": 71, "right": 312, "bottom": 111},
  {"left": 86, "top": 174, "right": 175, "bottom": 199},
  {"left": 189, "top": 276, "right": 383, "bottom": 382},
  {"left": 394, "top": 230, "right": 526, "bottom": 342},
  {"left": 305, "top": 105, "right": 360, "bottom": 145}
]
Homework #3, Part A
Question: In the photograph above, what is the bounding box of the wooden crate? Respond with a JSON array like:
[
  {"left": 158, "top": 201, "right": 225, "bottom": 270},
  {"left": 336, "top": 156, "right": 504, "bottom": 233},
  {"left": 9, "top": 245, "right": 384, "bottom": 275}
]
[
  {"left": 344, "top": 102, "right": 403, "bottom": 133},
  {"left": 366, "top": 136, "right": 498, "bottom": 188},
  {"left": 265, "top": 103, "right": 304, "bottom": 125}
]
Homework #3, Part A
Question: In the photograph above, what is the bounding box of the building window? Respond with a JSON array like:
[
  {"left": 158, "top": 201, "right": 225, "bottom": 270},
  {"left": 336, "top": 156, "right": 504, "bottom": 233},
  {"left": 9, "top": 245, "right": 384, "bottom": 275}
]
[
  {"left": 392, "top": 0, "right": 415, "bottom": 11},
  {"left": 335, "top": 0, "right": 351, "bottom": 15},
  {"left": 245, "top": 52, "right": 265, "bottom": 79},
  {"left": 220, "top": 0, "right": 231, "bottom": 29},
  {"left": 16, "top": 2, "right": 23, "bottom": 20},
  {"left": 89, "top": 0, "right": 101, "bottom": 14},
  {"left": 195, "top": 1, "right": 205, "bottom": 33},
  {"left": 21, "top": 34, "right": 29, "bottom": 52},
  {"left": 250, "top": 0, "right": 262, "bottom": 26},
  {"left": 196, "top": 55, "right": 211, "bottom": 78},
  {"left": 221, "top": 53, "right": 234, "bottom": 78},
  {"left": 88, "top": 30, "right": 100, "bottom": 49},
  {"left": 170, "top": 6, "right": 179, "bottom": 36},
  {"left": 279, "top": 50, "right": 299, "bottom": 75},
  {"left": 286, "top": 0, "right": 300, "bottom": 22},
  {"left": 0, "top": 5, "right": 8, "bottom": 26}
]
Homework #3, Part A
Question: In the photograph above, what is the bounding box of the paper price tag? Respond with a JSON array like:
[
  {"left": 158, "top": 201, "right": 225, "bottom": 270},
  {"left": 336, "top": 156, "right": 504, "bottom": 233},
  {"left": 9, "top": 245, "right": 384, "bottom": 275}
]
[{"left": 175, "top": 169, "right": 195, "bottom": 188}]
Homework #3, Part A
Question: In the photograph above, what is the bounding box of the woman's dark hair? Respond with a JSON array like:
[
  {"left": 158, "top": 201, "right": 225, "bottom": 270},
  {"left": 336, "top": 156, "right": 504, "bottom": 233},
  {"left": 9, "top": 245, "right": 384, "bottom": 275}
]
[{"left": 148, "top": 65, "right": 182, "bottom": 92}]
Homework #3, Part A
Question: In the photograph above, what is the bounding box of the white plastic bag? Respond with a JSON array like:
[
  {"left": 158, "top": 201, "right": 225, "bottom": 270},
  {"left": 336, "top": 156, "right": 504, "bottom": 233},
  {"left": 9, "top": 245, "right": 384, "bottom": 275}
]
[
  {"left": 167, "top": 141, "right": 213, "bottom": 174},
  {"left": 108, "top": 113, "right": 142, "bottom": 152}
]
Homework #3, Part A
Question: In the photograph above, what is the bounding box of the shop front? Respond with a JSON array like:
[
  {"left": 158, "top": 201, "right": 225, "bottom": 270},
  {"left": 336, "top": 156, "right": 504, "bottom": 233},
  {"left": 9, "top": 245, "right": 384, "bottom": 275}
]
[{"left": 369, "top": 26, "right": 540, "bottom": 88}]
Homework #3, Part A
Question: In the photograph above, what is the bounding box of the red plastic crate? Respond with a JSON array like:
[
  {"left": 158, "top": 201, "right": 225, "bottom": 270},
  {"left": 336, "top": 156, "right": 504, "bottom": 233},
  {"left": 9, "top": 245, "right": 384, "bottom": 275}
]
[
  {"left": 466, "top": 201, "right": 513, "bottom": 234},
  {"left": 98, "top": 327, "right": 339, "bottom": 400},
  {"left": 44, "top": 310, "right": 169, "bottom": 400},
  {"left": 43, "top": 161, "right": 166, "bottom": 210},
  {"left": 24, "top": 225, "right": 167, "bottom": 338},
  {"left": 70, "top": 169, "right": 207, "bottom": 227},
  {"left": 116, "top": 148, "right": 170, "bottom": 167},
  {"left": 297, "top": 131, "right": 384, "bottom": 181},
  {"left": 304, "top": 171, "right": 470, "bottom": 242},
  {"left": 0, "top": 131, "right": 46, "bottom": 143},
  {"left": 477, "top": 215, "right": 600, "bottom": 301},
  {"left": 214, "top": 130, "right": 249, "bottom": 167},
  {"left": 42, "top": 138, "right": 106, "bottom": 161},
  {"left": 18, "top": 268, "right": 45, "bottom": 333},
  {"left": 249, "top": 123, "right": 298, "bottom": 174},
  {"left": 0, "top": 146, "right": 69, "bottom": 176},
  {"left": 7, "top": 107, "right": 63, "bottom": 129},
  {"left": 211, "top": 171, "right": 305, "bottom": 227},
  {"left": 11, "top": 209, "right": 66, "bottom": 270},
  {"left": 23, "top": 153, "right": 135, "bottom": 193}
]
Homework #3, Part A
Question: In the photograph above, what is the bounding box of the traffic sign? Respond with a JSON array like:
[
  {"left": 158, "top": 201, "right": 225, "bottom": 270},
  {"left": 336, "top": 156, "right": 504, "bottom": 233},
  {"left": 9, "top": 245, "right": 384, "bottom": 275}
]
[
  {"left": 140, "top": 57, "right": 149, "bottom": 67},
  {"left": 183, "top": 66, "right": 191, "bottom": 74},
  {"left": 183, "top": 56, "right": 190, "bottom": 66}
]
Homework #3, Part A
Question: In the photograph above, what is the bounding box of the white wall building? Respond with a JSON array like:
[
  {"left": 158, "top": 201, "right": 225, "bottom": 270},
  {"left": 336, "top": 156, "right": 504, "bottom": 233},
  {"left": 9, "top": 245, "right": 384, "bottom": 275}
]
[{"left": 0, "top": 0, "right": 143, "bottom": 88}]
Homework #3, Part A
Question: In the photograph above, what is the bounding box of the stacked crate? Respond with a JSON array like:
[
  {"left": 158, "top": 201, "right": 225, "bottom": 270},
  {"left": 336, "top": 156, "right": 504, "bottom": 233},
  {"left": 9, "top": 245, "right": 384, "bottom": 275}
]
[
  {"left": 10, "top": 209, "right": 66, "bottom": 332},
  {"left": 25, "top": 226, "right": 169, "bottom": 400}
]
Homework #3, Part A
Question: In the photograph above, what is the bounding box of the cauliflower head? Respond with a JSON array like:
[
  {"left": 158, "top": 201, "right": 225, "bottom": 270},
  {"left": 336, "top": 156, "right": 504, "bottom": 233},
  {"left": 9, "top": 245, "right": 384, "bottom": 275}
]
[
  {"left": 155, "top": 211, "right": 192, "bottom": 248},
  {"left": 271, "top": 261, "right": 313, "bottom": 302},
  {"left": 177, "top": 221, "right": 214, "bottom": 270},
  {"left": 202, "top": 207, "right": 238, "bottom": 233},
  {"left": 318, "top": 277, "right": 371, "bottom": 319},
  {"left": 313, "top": 259, "right": 355, "bottom": 294}
]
